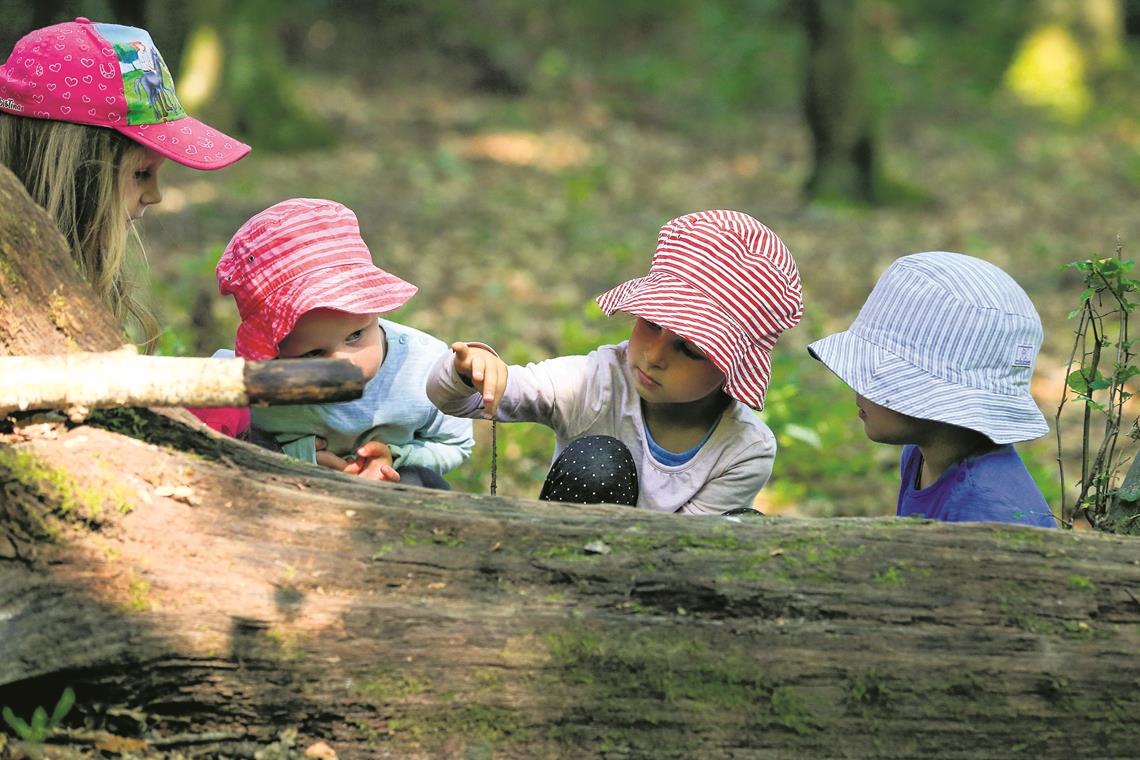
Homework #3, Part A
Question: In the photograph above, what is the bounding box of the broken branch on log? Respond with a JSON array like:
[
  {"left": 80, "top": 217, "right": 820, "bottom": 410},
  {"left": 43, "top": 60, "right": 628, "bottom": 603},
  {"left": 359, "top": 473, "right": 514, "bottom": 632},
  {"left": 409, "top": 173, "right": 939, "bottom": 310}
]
[{"left": 0, "top": 347, "right": 364, "bottom": 416}]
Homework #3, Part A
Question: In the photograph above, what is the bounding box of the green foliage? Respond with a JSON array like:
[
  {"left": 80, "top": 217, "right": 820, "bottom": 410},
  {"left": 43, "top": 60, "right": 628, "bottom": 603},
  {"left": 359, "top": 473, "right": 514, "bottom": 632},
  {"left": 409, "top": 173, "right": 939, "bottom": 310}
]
[
  {"left": 1057, "top": 247, "right": 1140, "bottom": 531},
  {"left": 760, "top": 323, "right": 894, "bottom": 517},
  {"left": 2, "top": 687, "right": 75, "bottom": 744},
  {"left": 144, "top": 244, "right": 228, "bottom": 358}
]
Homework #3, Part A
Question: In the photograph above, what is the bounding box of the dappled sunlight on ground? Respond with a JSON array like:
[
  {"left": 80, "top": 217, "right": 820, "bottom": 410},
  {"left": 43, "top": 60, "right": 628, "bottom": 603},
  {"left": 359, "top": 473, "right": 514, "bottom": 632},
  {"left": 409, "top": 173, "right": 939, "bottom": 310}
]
[{"left": 448, "top": 131, "right": 593, "bottom": 171}]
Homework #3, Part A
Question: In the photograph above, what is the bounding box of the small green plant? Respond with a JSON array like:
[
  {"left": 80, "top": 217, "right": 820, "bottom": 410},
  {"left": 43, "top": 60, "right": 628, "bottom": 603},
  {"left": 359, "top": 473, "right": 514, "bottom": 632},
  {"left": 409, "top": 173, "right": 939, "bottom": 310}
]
[
  {"left": 2, "top": 687, "right": 75, "bottom": 743},
  {"left": 1057, "top": 244, "right": 1140, "bottom": 531}
]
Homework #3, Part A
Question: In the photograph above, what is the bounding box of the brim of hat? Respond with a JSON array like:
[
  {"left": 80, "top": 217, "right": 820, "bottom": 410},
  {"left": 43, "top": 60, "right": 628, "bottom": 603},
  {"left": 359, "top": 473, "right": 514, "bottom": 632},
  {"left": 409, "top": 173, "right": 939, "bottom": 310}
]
[
  {"left": 597, "top": 272, "right": 770, "bottom": 409},
  {"left": 235, "top": 265, "right": 417, "bottom": 360},
  {"left": 807, "top": 330, "right": 1049, "bottom": 444},
  {"left": 118, "top": 114, "right": 250, "bottom": 170}
]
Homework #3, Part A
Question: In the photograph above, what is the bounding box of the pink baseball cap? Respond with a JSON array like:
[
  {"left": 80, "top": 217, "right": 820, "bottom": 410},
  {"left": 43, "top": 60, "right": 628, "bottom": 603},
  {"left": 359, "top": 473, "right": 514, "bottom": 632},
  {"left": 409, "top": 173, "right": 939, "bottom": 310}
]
[
  {"left": 0, "top": 17, "right": 249, "bottom": 170},
  {"left": 218, "top": 198, "right": 418, "bottom": 360},
  {"left": 597, "top": 210, "right": 803, "bottom": 410}
]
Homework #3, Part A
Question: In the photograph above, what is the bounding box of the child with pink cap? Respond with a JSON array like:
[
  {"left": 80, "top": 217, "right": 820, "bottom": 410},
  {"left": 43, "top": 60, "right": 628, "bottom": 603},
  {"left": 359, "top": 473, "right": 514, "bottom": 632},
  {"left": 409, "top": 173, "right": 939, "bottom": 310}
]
[
  {"left": 0, "top": 18, "right": 250, "bottom": 349},
  {"left": 213, "top": 198, "right": 473, "bottom": 488},
  {"left": 427, "top": 210, "right": 804, "bottom": 513}
]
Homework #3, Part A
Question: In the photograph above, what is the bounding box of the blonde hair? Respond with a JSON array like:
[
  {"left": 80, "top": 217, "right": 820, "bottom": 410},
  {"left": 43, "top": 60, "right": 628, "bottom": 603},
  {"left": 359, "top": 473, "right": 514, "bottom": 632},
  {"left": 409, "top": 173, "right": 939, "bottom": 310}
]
[{"left": 0, "top": 113, "right": 159, "bottom": 350}]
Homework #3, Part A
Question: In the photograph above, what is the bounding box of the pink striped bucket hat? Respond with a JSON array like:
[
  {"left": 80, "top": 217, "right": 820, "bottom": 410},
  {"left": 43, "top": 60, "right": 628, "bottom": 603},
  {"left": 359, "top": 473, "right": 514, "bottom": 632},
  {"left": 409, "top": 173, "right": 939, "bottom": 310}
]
[
  {"left": 0, "top": 17, "right": 249, "bottom": 170},
  {"left": 217, "top": 198, "right": 418, "bottom": 360},
  {"left": 597, "top": 210, "right": 803, "bottom": 409}
]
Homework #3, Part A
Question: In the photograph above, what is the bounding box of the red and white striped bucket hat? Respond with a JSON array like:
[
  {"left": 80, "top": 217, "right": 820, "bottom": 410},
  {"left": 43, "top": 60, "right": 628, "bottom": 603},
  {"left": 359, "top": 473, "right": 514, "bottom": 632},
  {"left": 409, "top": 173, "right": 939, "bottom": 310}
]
[
  {"left": 217, "top": 198, "right": 418, "bottom": 360},
  {"left": 597, "top": 210, "right": 803, "bottom": 410}
]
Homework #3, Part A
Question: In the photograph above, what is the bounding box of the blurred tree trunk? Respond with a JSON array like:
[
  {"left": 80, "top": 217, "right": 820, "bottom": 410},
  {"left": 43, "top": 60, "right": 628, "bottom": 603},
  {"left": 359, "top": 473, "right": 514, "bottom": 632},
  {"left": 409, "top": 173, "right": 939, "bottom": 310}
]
[
  {"left": 4, "top": 168, "right": 1140, "bottom": 757},
  {"left": 108, "top": 0, "right": 147, "bottom": 28},
  {"left": 1003, "top": 0, "right": 1124, "bottom": 121},
  {"left": 802, "top": 0, "right": 881, "bottom": 205},
  {"left": 177, "top": 0, "right": 333, "bottom": 151}
]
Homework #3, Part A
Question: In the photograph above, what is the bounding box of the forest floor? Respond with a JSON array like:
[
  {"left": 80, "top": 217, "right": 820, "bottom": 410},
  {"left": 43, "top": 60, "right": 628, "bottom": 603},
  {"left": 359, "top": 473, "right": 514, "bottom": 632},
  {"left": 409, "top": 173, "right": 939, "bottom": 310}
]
[{"left": 138, "top": 64, "right": 1140, "bottom": 518}]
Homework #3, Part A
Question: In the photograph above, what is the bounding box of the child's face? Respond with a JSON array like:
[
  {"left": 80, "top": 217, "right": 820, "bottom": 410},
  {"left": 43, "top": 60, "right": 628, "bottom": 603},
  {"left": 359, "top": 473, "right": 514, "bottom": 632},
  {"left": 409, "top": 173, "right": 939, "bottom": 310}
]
[
  {"left": 855, "top": 394, "right": 932, "bottom": 445},
  {"left": 119, "top": 147, "right": 166, "bottom": 224},
  {"left": 277, "top": 310, "right": 384, "bottom": 382},
  {"left": 627, "top": 317, "right": 726, "bottom": 405}
]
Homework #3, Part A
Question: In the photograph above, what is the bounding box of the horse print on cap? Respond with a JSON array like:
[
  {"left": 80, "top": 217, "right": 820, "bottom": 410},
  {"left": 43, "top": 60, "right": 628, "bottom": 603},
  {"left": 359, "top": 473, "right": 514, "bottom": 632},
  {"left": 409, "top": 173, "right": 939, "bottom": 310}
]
[{"left": 98, "top": 23, "right": 185, "bottom": 125}]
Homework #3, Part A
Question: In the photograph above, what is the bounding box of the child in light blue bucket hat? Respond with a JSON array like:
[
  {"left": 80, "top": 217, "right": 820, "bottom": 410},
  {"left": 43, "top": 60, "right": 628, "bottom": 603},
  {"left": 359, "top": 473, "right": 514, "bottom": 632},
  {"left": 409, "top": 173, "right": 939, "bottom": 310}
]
[{"left": 808, "top": 252, "right": 1055, "bottom": 527}]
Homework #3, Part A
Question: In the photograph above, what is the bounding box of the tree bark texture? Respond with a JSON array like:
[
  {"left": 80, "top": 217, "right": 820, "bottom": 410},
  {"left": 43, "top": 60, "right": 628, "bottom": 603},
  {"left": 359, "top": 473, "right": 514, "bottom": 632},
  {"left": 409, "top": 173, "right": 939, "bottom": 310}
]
[
  {"left": 802, "top": 0, "right": 880, "bottom": 204},
  {"left": 3, "top": 145, "right": 1140, "bottom": 760},
  {"left": 2, "top": 418, "right": 1139, "bottom": 758},
  {"left": 0, "top": 166, "right": 124, "bottom": 357}
]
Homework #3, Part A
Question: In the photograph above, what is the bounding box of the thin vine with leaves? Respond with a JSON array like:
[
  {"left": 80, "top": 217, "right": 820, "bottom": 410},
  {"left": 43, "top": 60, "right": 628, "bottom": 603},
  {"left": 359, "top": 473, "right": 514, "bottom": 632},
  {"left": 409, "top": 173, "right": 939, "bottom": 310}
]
[{"left": 1056, "top": 242, "right": 1140, "bottom": 530}]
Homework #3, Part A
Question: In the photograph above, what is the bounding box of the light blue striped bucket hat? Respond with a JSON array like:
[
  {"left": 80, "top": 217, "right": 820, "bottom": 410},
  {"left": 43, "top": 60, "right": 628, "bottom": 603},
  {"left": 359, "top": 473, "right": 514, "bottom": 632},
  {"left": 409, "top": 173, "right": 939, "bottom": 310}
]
[{"left": 807, "top": 252, "right": 1048, "bottom": 444}]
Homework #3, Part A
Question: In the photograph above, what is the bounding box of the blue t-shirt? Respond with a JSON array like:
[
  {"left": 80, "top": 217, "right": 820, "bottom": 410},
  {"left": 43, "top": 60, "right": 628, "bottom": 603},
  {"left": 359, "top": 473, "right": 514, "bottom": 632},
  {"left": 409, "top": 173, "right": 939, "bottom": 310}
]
[{"left": 897, "top": 444, "right": 1055, "bottom": 527}]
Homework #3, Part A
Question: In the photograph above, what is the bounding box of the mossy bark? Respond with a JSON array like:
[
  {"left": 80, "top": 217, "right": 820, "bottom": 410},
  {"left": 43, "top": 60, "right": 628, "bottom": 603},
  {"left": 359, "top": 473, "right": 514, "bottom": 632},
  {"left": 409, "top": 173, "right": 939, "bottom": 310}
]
[{"left": 3, "top": 162, "right": 1140, "bottom": 759}]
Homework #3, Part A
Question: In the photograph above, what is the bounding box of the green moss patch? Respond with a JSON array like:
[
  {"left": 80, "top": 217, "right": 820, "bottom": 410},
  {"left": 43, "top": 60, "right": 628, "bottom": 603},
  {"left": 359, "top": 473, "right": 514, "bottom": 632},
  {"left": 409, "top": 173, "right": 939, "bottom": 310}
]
[
  {"left": 541, "top": 624, "right": 820, "bottom": 751},
  {"left": 0, "top": 447, "right": 118, "bottom": 526}
]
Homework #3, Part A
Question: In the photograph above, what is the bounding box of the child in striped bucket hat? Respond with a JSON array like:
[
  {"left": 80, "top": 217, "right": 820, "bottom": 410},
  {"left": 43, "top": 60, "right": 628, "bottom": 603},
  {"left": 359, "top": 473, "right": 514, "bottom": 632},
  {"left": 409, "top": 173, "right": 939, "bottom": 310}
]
[
  {"left": 808, "top": 251, "right": 1055, "bottom": 527},
  {"left": 203, "top": 198, "right": 473, "bottom": 488},
  {"left": 427, "top": 210, "right": 804, "bottom": 513}
]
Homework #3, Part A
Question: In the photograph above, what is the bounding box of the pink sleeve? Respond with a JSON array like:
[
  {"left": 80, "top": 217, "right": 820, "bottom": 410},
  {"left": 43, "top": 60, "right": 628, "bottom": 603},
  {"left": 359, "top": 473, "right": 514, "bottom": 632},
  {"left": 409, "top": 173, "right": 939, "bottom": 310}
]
[{"left": 186, "top": 406, "right": 251, "bottom": 439}]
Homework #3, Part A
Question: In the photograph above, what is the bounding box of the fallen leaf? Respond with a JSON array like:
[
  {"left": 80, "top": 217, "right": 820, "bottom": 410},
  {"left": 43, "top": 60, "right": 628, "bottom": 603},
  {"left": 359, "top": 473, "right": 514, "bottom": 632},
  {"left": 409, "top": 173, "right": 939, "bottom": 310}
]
[
  {"left": 304, "top": 740, "right": 338, "bottom": 759},
  {"left": 154, "top": 485, "right": 199, "bottom": 505}
]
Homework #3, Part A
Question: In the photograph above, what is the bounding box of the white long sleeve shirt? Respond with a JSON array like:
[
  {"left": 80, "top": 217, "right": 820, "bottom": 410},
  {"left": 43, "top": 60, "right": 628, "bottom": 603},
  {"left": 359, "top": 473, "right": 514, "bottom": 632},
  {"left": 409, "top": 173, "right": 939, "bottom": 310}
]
[{"left": 426, "top": 341, "right": 776, "bottom": 514}]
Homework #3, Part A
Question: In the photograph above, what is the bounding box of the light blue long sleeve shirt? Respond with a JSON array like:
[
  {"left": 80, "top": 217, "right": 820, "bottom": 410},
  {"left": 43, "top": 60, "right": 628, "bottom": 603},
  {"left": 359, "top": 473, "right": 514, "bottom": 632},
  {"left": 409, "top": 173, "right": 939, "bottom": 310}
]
[{"left": 247, "top": 319, "right": 474, "bottom": 473}]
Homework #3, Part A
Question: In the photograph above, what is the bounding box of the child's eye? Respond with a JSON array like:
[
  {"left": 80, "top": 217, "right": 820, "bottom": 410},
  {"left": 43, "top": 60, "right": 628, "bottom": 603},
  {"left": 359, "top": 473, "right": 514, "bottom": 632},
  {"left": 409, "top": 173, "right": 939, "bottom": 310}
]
[
  {"left": 134, "top": 170, "right": 151, "bottom": 181},
  {"left": 345, "top": 329, "right": 364, "bottom": 343},
  {"left": 298, "top": 349, "right": 324, "bottom": 359},
  {"left": 678, "top": 341, "right": 707, "bottom": 360},
  {"left": 644, "top": 320, "right": 662, "bottom": 332}
]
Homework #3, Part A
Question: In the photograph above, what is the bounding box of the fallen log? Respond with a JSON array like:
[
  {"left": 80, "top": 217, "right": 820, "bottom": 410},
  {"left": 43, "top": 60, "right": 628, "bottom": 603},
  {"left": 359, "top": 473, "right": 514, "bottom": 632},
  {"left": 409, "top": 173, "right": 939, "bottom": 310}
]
[
  {"left": 2, "top": 414, "right": 1139, "bottom": 758},
  {"left": 3, "top": 153, "right": 1140, "bottom": 760}
]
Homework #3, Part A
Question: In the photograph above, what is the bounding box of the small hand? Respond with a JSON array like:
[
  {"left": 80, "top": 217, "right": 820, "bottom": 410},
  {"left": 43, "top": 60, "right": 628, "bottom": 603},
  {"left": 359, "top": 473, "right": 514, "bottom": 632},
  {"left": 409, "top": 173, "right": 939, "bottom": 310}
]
[
  {"left": 451, "top": 341, "right": 508, "bottom": 419},
  {"left": 343, "top": 441, "right": 400, "bottom": 482},
  {"left": 316, "top": 449, "right": 352, "bottom": 472}
]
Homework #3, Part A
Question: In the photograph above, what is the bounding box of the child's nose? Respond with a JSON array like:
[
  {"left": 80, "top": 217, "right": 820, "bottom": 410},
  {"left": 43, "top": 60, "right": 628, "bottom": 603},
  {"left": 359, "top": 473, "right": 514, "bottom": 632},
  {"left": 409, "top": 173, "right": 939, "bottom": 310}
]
[
  {"left": 142, "top": 183, "right": 162, "bottom": 207},
  {"left": 643, "top": 331, "right": 669, "bottom": 366}
]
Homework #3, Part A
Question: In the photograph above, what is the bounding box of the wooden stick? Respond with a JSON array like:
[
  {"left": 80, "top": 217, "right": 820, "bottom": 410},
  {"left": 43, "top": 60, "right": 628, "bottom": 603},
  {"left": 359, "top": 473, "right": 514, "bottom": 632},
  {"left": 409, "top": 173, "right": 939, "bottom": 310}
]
[{"left": 0, "top": 347, "right": 364, "bottom": 416}]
